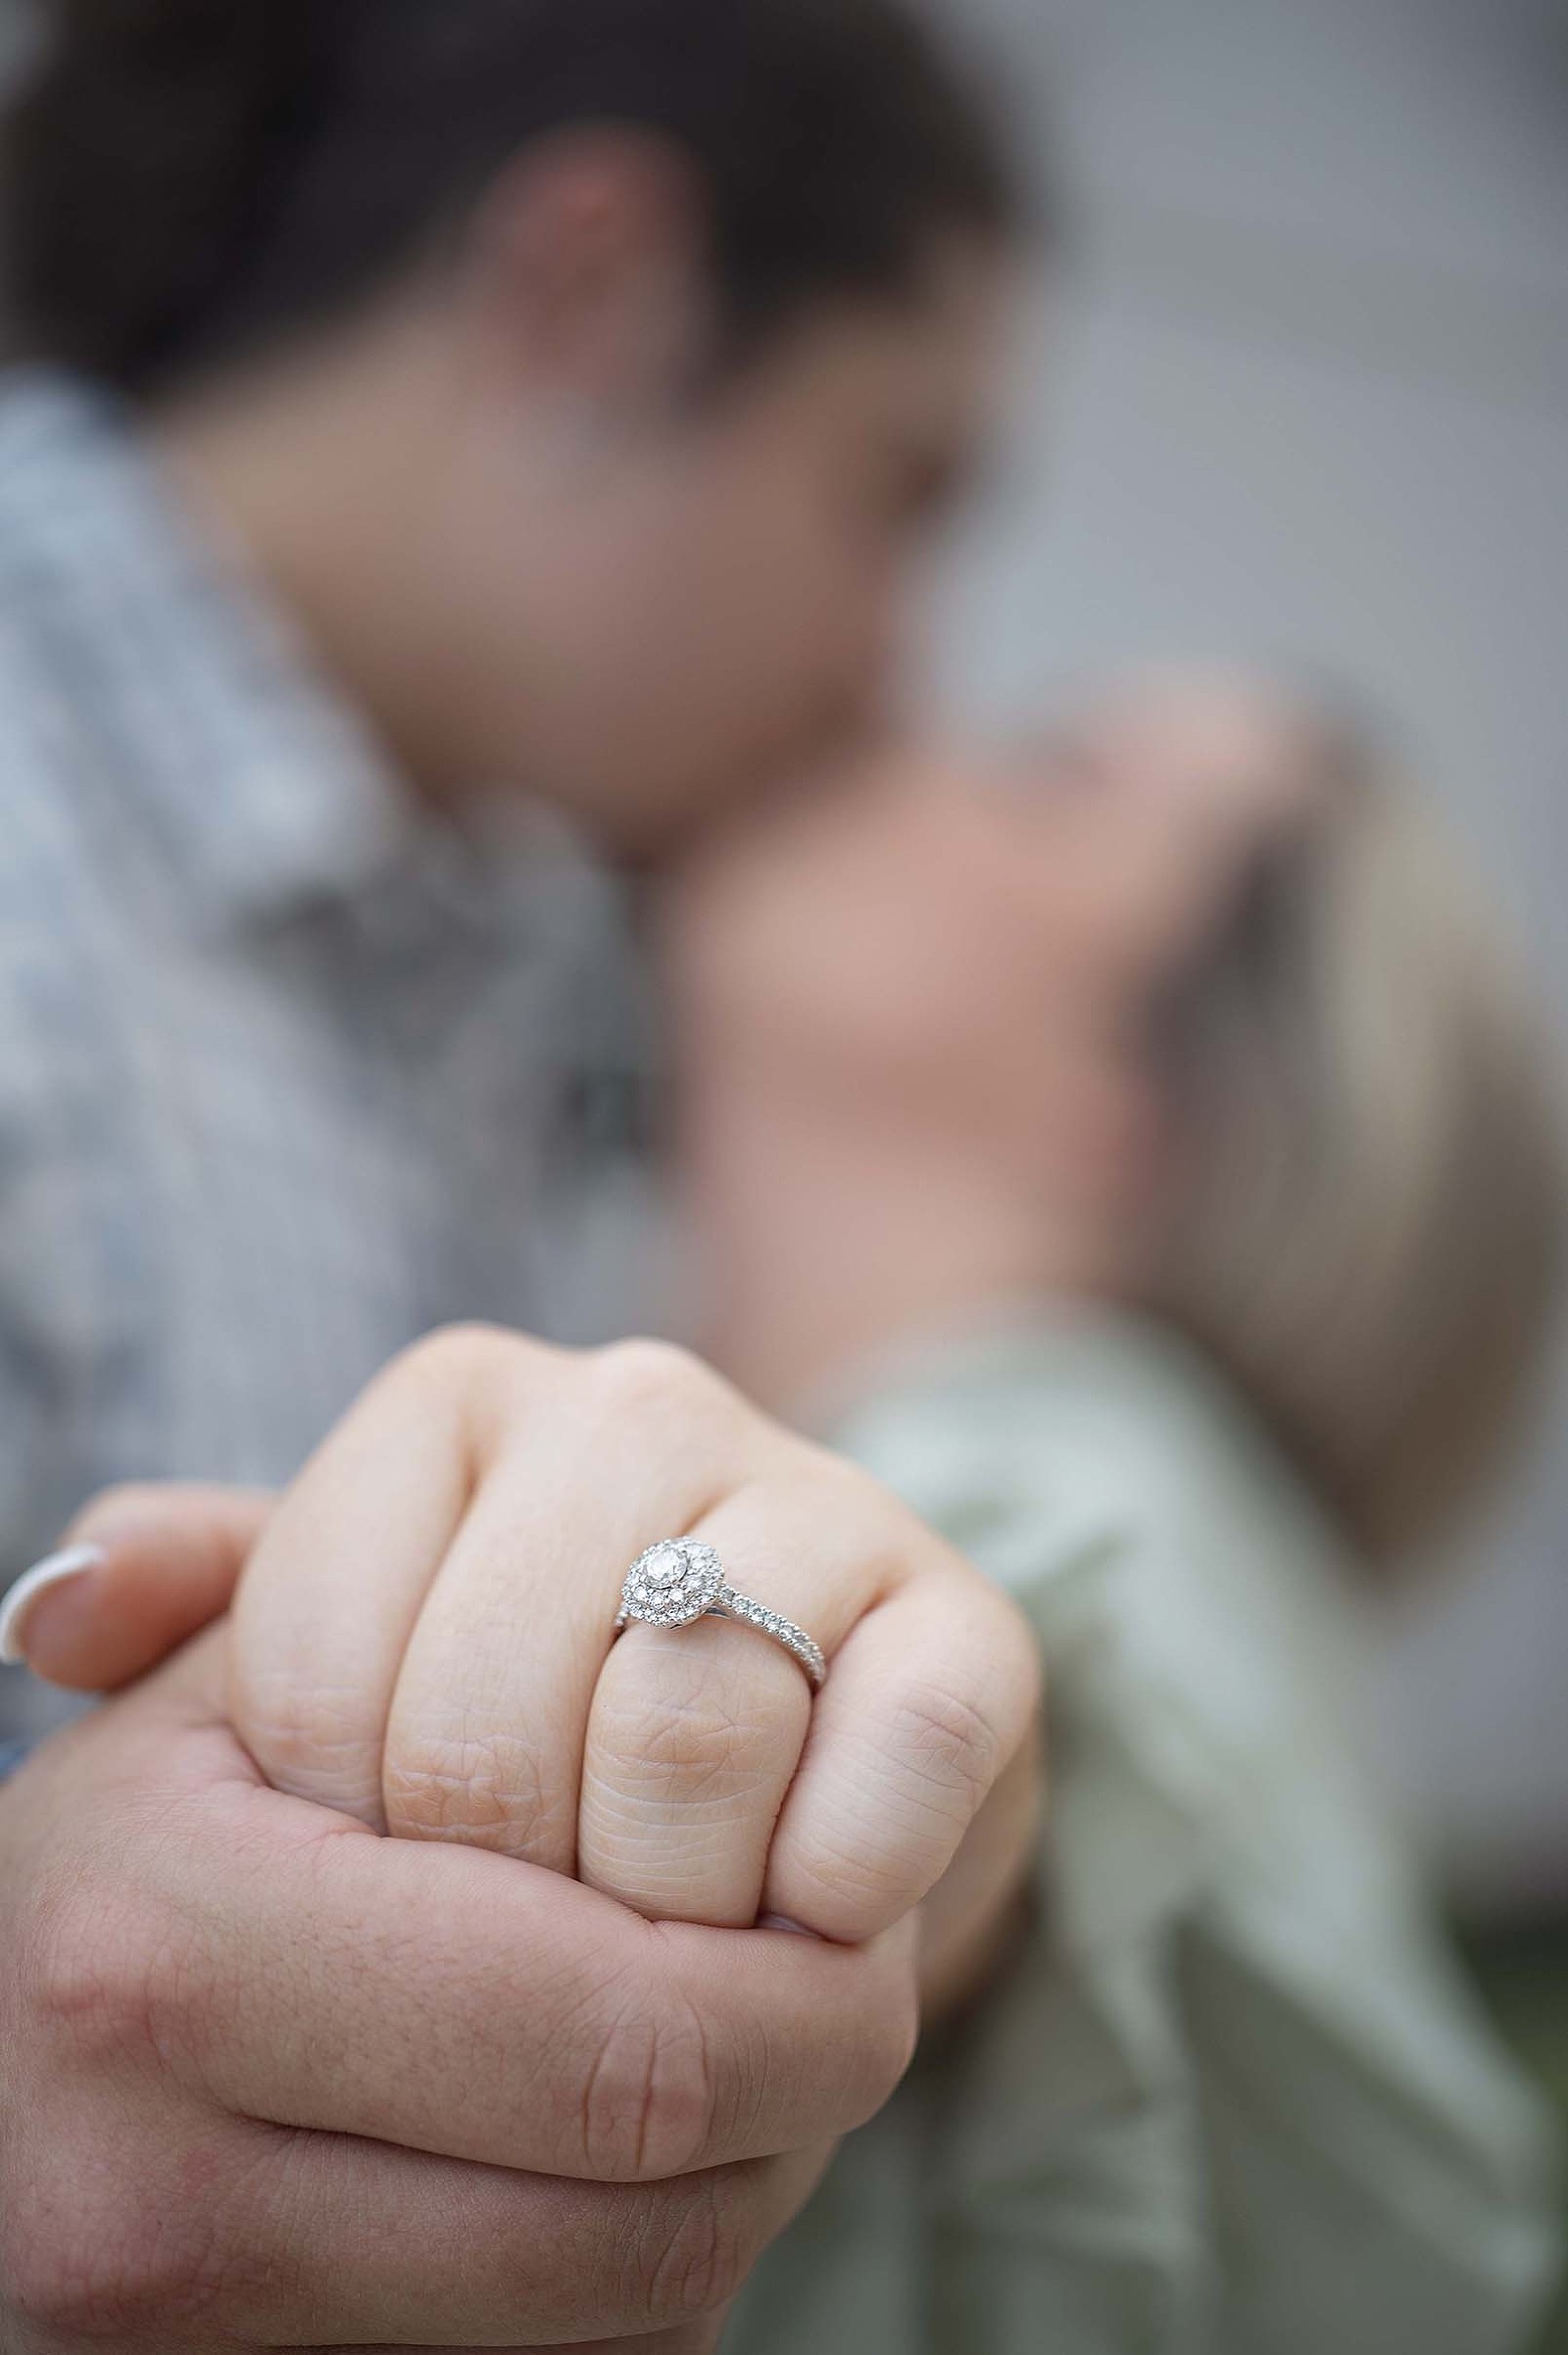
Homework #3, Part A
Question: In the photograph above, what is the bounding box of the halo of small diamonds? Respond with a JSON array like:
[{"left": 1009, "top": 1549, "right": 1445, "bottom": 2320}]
[
  {"left": 615, "top": 1542, "right": 827, "bottom": 1690},
  {"left": 619, "top": 1540, "right": 726, "bottom": 1630}
]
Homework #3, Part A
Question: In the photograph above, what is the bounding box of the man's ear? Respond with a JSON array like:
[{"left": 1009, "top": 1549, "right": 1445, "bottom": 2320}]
[{"left": 462, "top": 129, "right": 715, "bottom": 420}]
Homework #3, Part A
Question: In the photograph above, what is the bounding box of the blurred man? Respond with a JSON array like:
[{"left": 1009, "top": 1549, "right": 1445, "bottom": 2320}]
[
  {"left": 0, "top": 0, "right": 1020, "bottom": 1670},
  {"left": 0, "top": 2, "right": 1029, "bottom": 2344}
]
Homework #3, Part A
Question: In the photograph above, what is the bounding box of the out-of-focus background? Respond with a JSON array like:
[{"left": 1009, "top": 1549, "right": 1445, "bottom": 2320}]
[
  {"left": 5, "top": 0, "right": 1560, "bottom": 1912},
  {"left": 902, "top": 0, "right": 1568, "bottom": 1923},
  {"left": 905, "top": 14, "right": 1568, "bottom": 2299},
  {"left": 2, "top": 0, "right": 1564, "bottom": 2312}
]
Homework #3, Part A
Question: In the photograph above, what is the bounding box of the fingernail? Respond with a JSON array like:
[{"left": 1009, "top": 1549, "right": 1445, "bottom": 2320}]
[
  {"left": 0, "top": 1546, "right": 107, "bottom": 1669},
  {"left": 757, "top": 1914, "right": 822, "bottom": 1940}
]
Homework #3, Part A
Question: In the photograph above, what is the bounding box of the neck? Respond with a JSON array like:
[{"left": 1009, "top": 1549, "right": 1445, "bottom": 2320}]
[
  {"left": 151, "top": 313, "right": 481, "bottom": 815},
  {"left": 680, "top": 1062, "right": 1109, "bottom": 1420}
]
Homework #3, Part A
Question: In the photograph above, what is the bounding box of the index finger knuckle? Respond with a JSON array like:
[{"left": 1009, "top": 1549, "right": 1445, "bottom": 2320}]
[
  {"left": 588, "top": 1340, "right": 745, "bottom": 1445},
  {"left": 386, "top": 1320, "right": 555, "bottom": 1409}
]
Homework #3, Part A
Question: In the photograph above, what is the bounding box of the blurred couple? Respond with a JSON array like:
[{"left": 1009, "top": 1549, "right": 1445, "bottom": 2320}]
[{"left": 0, "top": 2, "right": 1560, "bottom": 2350}]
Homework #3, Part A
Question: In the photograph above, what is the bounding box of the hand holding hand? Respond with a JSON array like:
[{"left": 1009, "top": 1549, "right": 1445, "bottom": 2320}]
[
  {"left": 3, "top": 1328, "right": 1043, "bottom": 2348},
  {"left": 0, "top": 1615, "right": 914, "bottom": 2349},
  {"left": 15, "top": 1327, "right": 1042, "bottom": 1993}
]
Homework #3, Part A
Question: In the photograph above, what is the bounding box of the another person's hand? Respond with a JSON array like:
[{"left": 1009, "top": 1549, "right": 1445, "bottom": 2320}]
[{"left": 0, "top": 1610, "right": 919, "bottom": 2350}]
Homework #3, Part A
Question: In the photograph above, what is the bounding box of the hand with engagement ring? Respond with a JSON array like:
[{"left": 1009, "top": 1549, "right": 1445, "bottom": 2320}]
[{"left": 9, "top": 1328, "right": 1042, "bottom": 1992}]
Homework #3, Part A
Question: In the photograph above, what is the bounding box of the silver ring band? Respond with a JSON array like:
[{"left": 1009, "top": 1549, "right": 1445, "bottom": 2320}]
[{"left": 615, "top": 1540, "right": 826, "bottom": 1693}]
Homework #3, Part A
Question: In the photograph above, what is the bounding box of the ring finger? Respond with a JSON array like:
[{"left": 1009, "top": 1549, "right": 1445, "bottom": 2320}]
[{"left": 577, "top": 1456, "right": 903, "bottom": 1929}]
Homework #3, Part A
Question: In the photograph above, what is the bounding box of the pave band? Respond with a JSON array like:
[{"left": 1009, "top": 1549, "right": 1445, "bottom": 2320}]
[
  {"left": 703, "top": 1586, "right": 828, "bottom": 1691},
  {"left": 615, "top": 1540, "right": 827, "bottom": 1693}
]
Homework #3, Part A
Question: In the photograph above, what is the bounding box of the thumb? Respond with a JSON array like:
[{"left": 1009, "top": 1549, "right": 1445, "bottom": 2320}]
[{"left": 1, "top": 1484, "right": 274, "bottom": 1692}]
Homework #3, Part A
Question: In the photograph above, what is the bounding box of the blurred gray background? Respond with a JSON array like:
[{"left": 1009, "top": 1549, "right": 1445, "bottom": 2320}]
[
  {"left": 3, "top": 0, "right": 1564, "bottom": 1907},
  {"left": 920, "top": 0, "right": 1568, "bottom": 1911}
]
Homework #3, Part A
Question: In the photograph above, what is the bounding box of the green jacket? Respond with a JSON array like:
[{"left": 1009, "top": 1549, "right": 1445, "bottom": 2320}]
[{"left": 729, "top": 1315, "right": 1558, "bottom": 2355}]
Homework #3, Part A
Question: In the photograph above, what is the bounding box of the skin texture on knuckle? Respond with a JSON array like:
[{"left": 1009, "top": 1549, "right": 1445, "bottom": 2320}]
[
  {"left": 884, "top": 1671, "right": 1012, "bottom": 1821},
  {"left": 0, "top": 2158, "right": 232, "bottom": 2347},
  {"left": 888, "top": 1575, "right": 1044, "bottom": 1811},
  {"left": 780, "top": 1648, "right": 1036, "bottom": 1944},
  {"left": 381, "top": 1320, "right": 565, "bottom": 1450},
  {"left": 381, "top": 1723, "right": 571, "bottom": 1862},
  {"left": 580, "top": 1672, "right": 805, "bottom": 1925},
  {"left": 393, "top": 1318, "right": 564, "bottom": 1422},
  {"left": 592, "top": 1672, "right": 801, "bottom": 1811},
  {"left": 390, "top": 1319, "right": 526, "bottom": 1388},
  {"left": 635, "top": 2168, "right": 756, "bottom": 2330},
  {"left": 573, "top": 1972, "right": 721, "bottom": 2183},
  {"left": 587, "top": 1339, "right": 748, "bottom": 1456},
  {"left": 228, "top": 1670, "right": 384, "bottom": 1827},
  {"left": 23, "top": 1859, "right": 205, "bottom": 2080}
]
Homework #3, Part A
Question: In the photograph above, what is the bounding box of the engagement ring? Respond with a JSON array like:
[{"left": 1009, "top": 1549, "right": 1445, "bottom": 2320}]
[{"left": 615, "top": 1540, "right": 827, "bottom": 1692}]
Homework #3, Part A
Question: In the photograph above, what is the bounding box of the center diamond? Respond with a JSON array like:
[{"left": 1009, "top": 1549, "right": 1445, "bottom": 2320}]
[{"left": 621, "top": 1540, "right": 725, "bottom": 1630}]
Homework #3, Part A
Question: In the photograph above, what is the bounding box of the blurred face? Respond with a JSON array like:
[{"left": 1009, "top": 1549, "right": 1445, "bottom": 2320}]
[
  {"left": 426, "top": 231, "right": 1012, "bottom": 857},
  {"left": 669, "top": 670, "right": 1322, "bottom": 1243},
  {"left": 159, "top": 139, "right": 1014, "bottom": 859}
]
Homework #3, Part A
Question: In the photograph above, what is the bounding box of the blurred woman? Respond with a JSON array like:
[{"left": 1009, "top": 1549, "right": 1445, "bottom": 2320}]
[{"left": 664, "top": 669, "right": 1564, "bottom": 2353}]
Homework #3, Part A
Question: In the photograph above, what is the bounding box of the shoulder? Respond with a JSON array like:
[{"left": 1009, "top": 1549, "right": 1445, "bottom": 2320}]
[
  {"left": 1024, "top": 1314, "right": 1359, "bottom": 1631},
  {"left": 834, "top": 1310, "right": 1373, "bottom": 1857},
  {"left": 836, "top": 1308, "right": 1354, "bottom": 1620}
]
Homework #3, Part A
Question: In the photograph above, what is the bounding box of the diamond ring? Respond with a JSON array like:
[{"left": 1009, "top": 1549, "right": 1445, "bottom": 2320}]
[{"left": 615, "top": 1540, "right": 827, "bottom": 1693}]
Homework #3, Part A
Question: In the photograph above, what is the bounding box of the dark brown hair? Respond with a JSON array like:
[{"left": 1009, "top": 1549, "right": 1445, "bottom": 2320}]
[{"left": 2, "top": 0, "right": 1026, "bottom": 399}]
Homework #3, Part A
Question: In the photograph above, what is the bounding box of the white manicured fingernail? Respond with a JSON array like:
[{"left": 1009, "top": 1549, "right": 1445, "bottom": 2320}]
[{"left": 0, "top": 1546, "right": 107, "bottom": 1668}]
